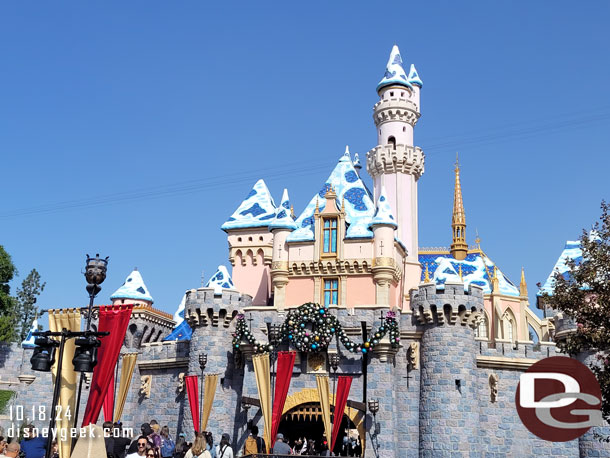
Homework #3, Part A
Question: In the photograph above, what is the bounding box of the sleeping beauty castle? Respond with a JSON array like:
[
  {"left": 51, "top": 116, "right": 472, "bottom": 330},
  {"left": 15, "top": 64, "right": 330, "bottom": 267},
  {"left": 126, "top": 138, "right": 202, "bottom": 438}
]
[{"left": 3, "top": 46, "right": 610, "bottom": 457}]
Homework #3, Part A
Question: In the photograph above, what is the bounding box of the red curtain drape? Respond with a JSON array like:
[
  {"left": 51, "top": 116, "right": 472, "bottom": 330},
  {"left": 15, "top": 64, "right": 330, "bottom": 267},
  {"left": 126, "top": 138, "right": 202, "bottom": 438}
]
[
  {"left": 185, "top": 375, "right": 200, "bottom": 433},
  {"left": 81, "top": 304, "right": 133, "bottom": 427},
  {"left": 331, "top": 376, "right": 353, "bottom": 451},
  {"left": 102, "top": 370, "right": 115, "bottom": 422},
  {"left": 271, "top": 351, "right": 296, "bottom": 449}
]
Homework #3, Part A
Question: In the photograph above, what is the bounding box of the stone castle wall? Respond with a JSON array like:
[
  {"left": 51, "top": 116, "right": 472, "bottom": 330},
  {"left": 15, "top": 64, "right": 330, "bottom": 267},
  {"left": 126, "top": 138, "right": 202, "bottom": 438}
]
[{"left": 0, "top": 284, "right": 609, "bottom": 457}]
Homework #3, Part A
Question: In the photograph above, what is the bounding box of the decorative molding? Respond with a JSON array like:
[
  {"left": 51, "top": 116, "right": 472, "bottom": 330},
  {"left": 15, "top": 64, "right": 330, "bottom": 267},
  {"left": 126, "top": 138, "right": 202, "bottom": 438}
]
[
  {"left": 366, "top": 144, "right": 425, "bottom": 179},
  {"left": 138, "top": 357, "right": 189, "bottom": 370},
  {"left": 476, "top": 355, "right": 538, "bottom": 370},
  {"left": 289, "top": 259, "right": 372, "bottom": 276},
  {"left": 489, "top": 373, "right": 499, "bottom": 403},
  {"left": 372, "top": 98, "right": 420, "bottom": 126},
  {"left": 407, "top": 342, "right": 419, "bottom": 369},
  {"left": 17, "top": 375, "right": 36, "bottom": 385},
  {"left": 177, "top": 372, "right": 185, "bottom": 394}
]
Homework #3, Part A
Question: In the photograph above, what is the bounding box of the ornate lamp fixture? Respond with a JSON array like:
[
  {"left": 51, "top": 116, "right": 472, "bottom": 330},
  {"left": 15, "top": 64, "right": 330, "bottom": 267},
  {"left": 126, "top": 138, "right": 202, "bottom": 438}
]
[{"left": 199, "top": 353, "right": 208, "bottom": 371}]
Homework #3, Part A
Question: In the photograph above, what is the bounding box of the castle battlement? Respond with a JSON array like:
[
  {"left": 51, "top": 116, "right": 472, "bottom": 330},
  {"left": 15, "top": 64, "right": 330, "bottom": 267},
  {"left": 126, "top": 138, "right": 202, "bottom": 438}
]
[
  {"left": 372, "top": 97, "right": 420, "bottom": 126},
  {"left": 366, "top": 144, "right": 425, "bottom": 178},
  {"left": 184, "top": 287, "right": 251, "bottom": 328},
  {"left": 411, "top": 282, "right": 484, "bottom": 327}
]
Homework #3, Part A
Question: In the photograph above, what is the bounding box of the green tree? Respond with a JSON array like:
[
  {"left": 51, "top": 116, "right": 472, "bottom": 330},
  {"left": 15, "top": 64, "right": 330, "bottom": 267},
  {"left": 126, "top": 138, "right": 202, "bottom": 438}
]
[
  {"left": 16, "top": 269, "right": 45, "bottom": 341},
  {"left": 0, "top": 245, "right": 17, "bottom": 342},
  {"left": 542, "top": 201, "right": 610, "bottom": 425}
]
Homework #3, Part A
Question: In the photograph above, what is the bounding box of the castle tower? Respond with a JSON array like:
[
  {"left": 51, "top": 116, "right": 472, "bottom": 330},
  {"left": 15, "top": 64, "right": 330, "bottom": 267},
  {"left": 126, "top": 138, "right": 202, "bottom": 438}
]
[
  {"left": 412, "top": 282, "right": 484, "bottom": 454},
  {"left": 450, "top": 156, "right": 468, "bottom": 260},
  {"left": 221, "top": 179, "right": 276, "bottom": 306},
  {"left": 366, "top": 45, "right": 424, "bottom": 291},
  {"left": 269, "top": 189, "right": 297, "bottom": 309},
  {"left": 369, "top": 186, "right": 398, "bottom": 306}
]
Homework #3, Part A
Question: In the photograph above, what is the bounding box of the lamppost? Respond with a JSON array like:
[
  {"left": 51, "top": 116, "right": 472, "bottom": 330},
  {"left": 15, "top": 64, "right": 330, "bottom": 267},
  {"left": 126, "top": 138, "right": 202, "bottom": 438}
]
[
  {"left": 328, "top": 353, "right": 340, "bottom": 455},
  {"left": 32, "top": 328, "right": 108, "bottom": 458},
  {"left": 73, "top": 254, "right": 108, "bottom": 430},
  {"left": 199, "top": 353, "right": 207, "bottom": 432},
  {"left": 368, "top": 399, "right": 380, "bottom": 458}
]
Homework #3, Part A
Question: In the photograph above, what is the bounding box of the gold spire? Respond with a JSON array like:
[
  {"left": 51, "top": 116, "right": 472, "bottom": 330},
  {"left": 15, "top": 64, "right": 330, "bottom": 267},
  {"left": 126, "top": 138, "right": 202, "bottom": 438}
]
[
  {"left": 458, "top": 264, "right": 463, "bottom": 281},
  {"left": 423, "top": 263, "right": 430, "bottom": 283},
  {"left": 315, "top": 197, "right": 320, "bottom": 214},
  {"left": 450, "top": 153, "right": 468, "bottom": 260},
  {"left": 290, "top": 205, "right": 295, "bottom": 219},
  {"left": 520, "top": 267, "right": 528, "bottom": 297},
  {"left": 474, "top": 228, "right": 481, "bottom": 250},
  {"left": 491, "top": 266, "right": 499, "bottom": 293}
]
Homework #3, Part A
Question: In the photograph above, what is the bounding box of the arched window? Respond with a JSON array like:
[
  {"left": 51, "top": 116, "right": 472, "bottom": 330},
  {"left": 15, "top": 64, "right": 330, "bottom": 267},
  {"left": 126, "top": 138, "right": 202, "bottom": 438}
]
[
  {"left": 388, "top": 136, "right": 396, "bottom": 150},
  {"left": 475, "top": 316, "right": 488, "bottom": 339},
  {"left": 507, "top": 319, "right": 514, "bottom": 342}
]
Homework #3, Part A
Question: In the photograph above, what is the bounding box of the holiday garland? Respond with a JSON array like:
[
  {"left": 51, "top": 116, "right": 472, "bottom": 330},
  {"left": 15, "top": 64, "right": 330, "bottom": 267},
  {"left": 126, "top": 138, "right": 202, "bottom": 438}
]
[{"left": 232, "top": 302, "right": 400, "bottom": 354}]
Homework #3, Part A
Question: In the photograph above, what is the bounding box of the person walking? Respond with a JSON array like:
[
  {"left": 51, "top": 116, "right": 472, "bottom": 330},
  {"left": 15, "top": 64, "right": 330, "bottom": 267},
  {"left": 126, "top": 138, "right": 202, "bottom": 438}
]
[
  {"left": 126, "top": 437, "right": 150, "bottom": 458},
  {"left": 242, "top": 426, "right": 265, "bottom": 455},
  {"left": 0, "top": 442, "right": 20, "bottom": 458},
  {"left": 160, "top": 426, "right": 175, "bottom": 458},
  {"left": 215, "top": 434, "right": 233, "bottom": 458}
]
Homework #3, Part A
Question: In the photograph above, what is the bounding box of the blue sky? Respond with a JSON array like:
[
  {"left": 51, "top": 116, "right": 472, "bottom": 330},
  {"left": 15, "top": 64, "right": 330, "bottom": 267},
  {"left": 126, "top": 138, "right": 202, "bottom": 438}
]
[{"left": 1, "top": 1, "right": 609, "bottom": 321}]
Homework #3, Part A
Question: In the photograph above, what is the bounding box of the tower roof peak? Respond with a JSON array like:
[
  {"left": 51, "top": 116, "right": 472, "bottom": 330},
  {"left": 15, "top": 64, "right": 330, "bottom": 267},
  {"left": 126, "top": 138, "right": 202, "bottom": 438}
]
[
  {"left": 369, "top": 186, "right": 397, "bottom": 229},
  {"left": 377, "top": 45, "right": 412, "bottom": 92},
  {"left": 450, "top": 156, "right": 468, "bottom": 260}
]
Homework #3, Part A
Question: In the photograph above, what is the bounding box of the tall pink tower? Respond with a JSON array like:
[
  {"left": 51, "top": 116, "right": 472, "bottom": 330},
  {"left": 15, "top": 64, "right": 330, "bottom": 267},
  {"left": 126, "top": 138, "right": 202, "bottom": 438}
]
[{"left": 366, "top": 45, "right": 424, "bottom": 288}]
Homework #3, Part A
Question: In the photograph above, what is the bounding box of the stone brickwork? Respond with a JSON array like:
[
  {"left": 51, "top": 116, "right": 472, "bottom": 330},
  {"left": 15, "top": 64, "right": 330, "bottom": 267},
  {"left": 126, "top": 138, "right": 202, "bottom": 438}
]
[{"left": 1, "top": 283, "right": 610, "bottom": 457}]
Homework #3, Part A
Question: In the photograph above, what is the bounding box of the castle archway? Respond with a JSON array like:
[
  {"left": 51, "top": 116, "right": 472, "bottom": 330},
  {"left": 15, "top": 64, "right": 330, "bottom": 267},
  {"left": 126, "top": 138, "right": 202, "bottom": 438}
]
[{"left": 280, "top": 388, "right": 365, "bottom": 454}]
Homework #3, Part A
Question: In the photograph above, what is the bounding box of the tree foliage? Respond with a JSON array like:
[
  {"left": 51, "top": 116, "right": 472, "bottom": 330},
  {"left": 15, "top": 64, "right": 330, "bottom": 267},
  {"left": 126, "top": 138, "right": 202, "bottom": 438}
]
[
  {"left": 0, "top": 246, "right": 17, "bottom": 342},
  {"left": 542, "top": 201, "right": 610, "bottom": 424},
  {"left": 16, "top": 269, "right": 45, "bottom": 341}
]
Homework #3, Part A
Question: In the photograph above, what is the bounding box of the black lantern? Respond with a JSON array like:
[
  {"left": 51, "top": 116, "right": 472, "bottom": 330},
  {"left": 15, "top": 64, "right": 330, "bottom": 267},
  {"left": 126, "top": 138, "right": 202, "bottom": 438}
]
[
  {"left": 329, "top": 353, "right": 340, "bottom": 372},
  {"left": 199, "top": 353, "right": 208, "bottom": 371},
  {"left": 85, "top": 254, "right": 108, "bottom": 295},
  {"left": 368, "top": 399, "right": 380, "bottom": 416},
  {"left": 30, "top": 336, "right": 58, "bottom": 372},
  {"left": 72, "top": 336, "right": 101, "bottom": 372}
]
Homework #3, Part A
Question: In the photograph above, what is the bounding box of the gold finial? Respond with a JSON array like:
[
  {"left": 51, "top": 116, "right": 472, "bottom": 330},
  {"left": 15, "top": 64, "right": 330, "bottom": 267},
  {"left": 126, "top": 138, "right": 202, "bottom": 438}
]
[
  {"left": 450, "top": 154, "right": 468, "bottom": 260},
  {"left": 315, "top": 197, "right": 320, "bottom": 214},
  {"left": 458, "top": 264, "right": 463, "bottom": 281},
  {"left": 423, "top": 263, "right": 430, "bottom": 283},
  {"left": 520, "top": 267, "right": 528, "bottom": 297},
  {"left": 290, "top": 205, "right": 295, "bottom": 219},
  {"left": 474, "top": 228, "right": 481, "bottom": 249},
  {"left": 491, "top": 266, "right": 500, "bottom": 293},
  {"left": 341, "top": 195, "right": 345, "bottom": 212}
]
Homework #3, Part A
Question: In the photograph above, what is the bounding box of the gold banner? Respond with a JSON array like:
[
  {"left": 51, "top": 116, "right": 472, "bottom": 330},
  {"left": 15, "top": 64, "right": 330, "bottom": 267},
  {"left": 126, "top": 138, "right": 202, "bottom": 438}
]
[
  {"left": 316, "top": 375, "right": 332, "bottom": 447},
  {"left": 113, "top": 353, "right": 138, "bottom": 422},
  {"left": 200, "top": 374, "right": 218, "bottom": 432},
  {"left": 252, "top": 353, "right": 272, "bottom": 453},
  {"left": 49, "top": 309, "right": 81, "bottom": 458}
]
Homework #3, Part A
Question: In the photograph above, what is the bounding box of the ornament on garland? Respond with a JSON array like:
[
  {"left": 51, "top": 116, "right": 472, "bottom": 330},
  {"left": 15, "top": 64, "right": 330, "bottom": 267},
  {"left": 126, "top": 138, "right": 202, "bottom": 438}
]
[{"left": 232, "top": 303, "right": 400, "bottom": 355}]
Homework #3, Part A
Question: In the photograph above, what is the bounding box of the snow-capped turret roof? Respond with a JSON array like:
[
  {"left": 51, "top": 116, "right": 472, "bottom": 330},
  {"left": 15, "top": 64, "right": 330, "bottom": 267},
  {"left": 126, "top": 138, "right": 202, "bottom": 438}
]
[
  {"left": 21, "top": 318, "right": 38, "bottom": 348},
  {"left": 206, "top": 265, "right": 235, "bottom": 295},
  {"left": 110, "top": 269, "right": 154, "bottom": 303},
  {"left": 369, "top": 187, "right": 397, "bottom": 229},
  {"left": 408, "top": 64, "right": 423, "bottom": 87},
  {"left": 221, "top": 179, "right": 277, "bottom": 231},
  {"left": 287, "top": 147, "right": 375, "bottom": 242},
  {"left": 163, "top": 293, "right": 192, "bottom": 341},
  {"left": 173, "top": 293, "right": 186, "bottom": 324},
  {"left": 377, "top": 45, "right": 413, "bottom": 92},
  {"left": 418, "top": 250, "right": 520, "bottom": 296},
  {"left": 269, "top": 189, "right": 297, "bottom": 231},
  {"left": 537, "top": 241, "right": 583, "bottom": 297}
]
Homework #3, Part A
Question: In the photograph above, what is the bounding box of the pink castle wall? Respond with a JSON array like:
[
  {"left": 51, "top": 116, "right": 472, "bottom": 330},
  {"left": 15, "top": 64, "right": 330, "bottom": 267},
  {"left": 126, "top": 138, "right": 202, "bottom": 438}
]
[
  {"left": 285, "top": 277, "right": 315, "bottom": 306},
  {"left": 346, "top": 276, "right": 375, "bottom": 306},
  {"left": 232, "top": 249, "right": 270, "bottom": 306}
]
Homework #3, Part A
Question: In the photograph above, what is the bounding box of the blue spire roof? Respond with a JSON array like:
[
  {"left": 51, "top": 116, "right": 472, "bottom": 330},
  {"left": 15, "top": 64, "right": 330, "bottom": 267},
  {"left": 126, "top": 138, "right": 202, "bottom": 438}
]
[
  {"left": 163, "top": 320, "right": 192, "bottom": 341},
  {"left": 269, "top": 189, "right": 297, "bottom": 231},
  {"left": 377, "top": 45, "right": 413, "bottom": 92},
  {"left": 537, "top": 241, "right": 583, "bottom": 297},
  {"left": 408, "top": 64, "right": 423, "bottom": 87},
  {"left": 221, "top": 179, "right": 277, "bottom": 231},
  {"left": 418, "top": 250, "right": 520, "bottom": 296},
  {"left": 21, "top": 318, "right": 38, "bottom": 348},
  {"left": 369, "top": 187, "right": 397, "bottom": 228},
  {"left": 206, "top": 265, "right": 235, "bottom": 295},
  {"left": 287, "top": 147, "right": 375, "bottom": 242},
  {"left": 110, "top": 269, "right": 154, "bottom": 303}
]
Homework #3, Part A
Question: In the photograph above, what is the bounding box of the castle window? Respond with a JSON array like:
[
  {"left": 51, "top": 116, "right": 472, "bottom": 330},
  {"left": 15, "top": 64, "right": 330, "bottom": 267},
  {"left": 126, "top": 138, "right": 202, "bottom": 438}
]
[
  {"left": 507, "top": 319, "right": 515, "bottom": 342},
  {"left": 238, "top": 237, "right": 242, "bottom": 242},
  {"left": 259, "top": 236, "right": 264, "bottom": 241},
  {"left": 401, "top": 92, "right": 404, "bottom": 97},
  {"left": 323, "top": 278, "right": 339, "bottom": 306},
  {"left": 403, "top": 126, "right": 406, "bottom": 132},
  {"left": 248, "top": 237, "right": 253, "bottom": 242},
  {"left": 322, "top": 218, "right": 338, "bottom": 254},
  {"left": 388, "top": 136, "right": 396, "bottom": 150},
  {"left": 475, "top": 317, "right": 488, "bottom": 339}
]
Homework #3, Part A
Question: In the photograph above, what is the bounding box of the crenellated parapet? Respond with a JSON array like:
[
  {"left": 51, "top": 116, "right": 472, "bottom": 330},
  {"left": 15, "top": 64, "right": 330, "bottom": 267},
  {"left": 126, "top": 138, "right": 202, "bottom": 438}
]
[
  {"left": 372, "top": 97, "right": 420, "bottom": 126},
  {"left": 411, "top": 281, "right": 484, "bottom": 328},
  {"left": 366, "top": 144, "right": 425, "bottom": 179},
  {"left": 552, "top": 312, "right": 578, "bottom": 342},
  {"left": 184, "top": 287, "right": 251, "bottom": 328}
]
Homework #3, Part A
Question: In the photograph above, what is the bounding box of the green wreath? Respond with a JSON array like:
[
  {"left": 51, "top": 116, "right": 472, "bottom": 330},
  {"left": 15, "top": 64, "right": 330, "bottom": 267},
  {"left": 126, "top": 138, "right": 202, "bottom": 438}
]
[{"left": 232, "top": 303, "right": 400, "bottom": 354}]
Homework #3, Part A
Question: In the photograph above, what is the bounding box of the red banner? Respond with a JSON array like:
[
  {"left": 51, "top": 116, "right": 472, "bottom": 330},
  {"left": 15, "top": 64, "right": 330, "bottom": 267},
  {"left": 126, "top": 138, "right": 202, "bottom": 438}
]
[
  {"left": 103, "top": 369, "right": 115, "bottom": 422},
  {"left": 331, "top": 376, "right": 353, "bottom": 451},
  {"left": 185, "top": 375, "right": 200, "bottom": 433},
  {"left": 271, "top": 351, "right": 296, "bottom": 449},
  {"left": 81, "top": 304, "right": 133, "bottom": 427}
]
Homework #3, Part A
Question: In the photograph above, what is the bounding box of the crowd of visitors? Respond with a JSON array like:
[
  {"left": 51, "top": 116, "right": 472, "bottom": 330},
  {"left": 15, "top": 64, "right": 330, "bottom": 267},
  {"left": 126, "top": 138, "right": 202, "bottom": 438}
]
[{"left": 0, "top": 421, "right": 361, "bottom": 457}]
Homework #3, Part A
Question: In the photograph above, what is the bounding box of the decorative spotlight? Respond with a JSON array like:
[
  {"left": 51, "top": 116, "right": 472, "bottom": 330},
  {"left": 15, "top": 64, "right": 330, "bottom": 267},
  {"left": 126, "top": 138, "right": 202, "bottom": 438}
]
[
  {"left": 72, "top": 336, "right": 101, "bottom": 372},
  {"left": 199, "top": 353, "right": 208, "bottom": 371},
  {"left": 30, "top": 336, "right": 58, "bottom": 372}
]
